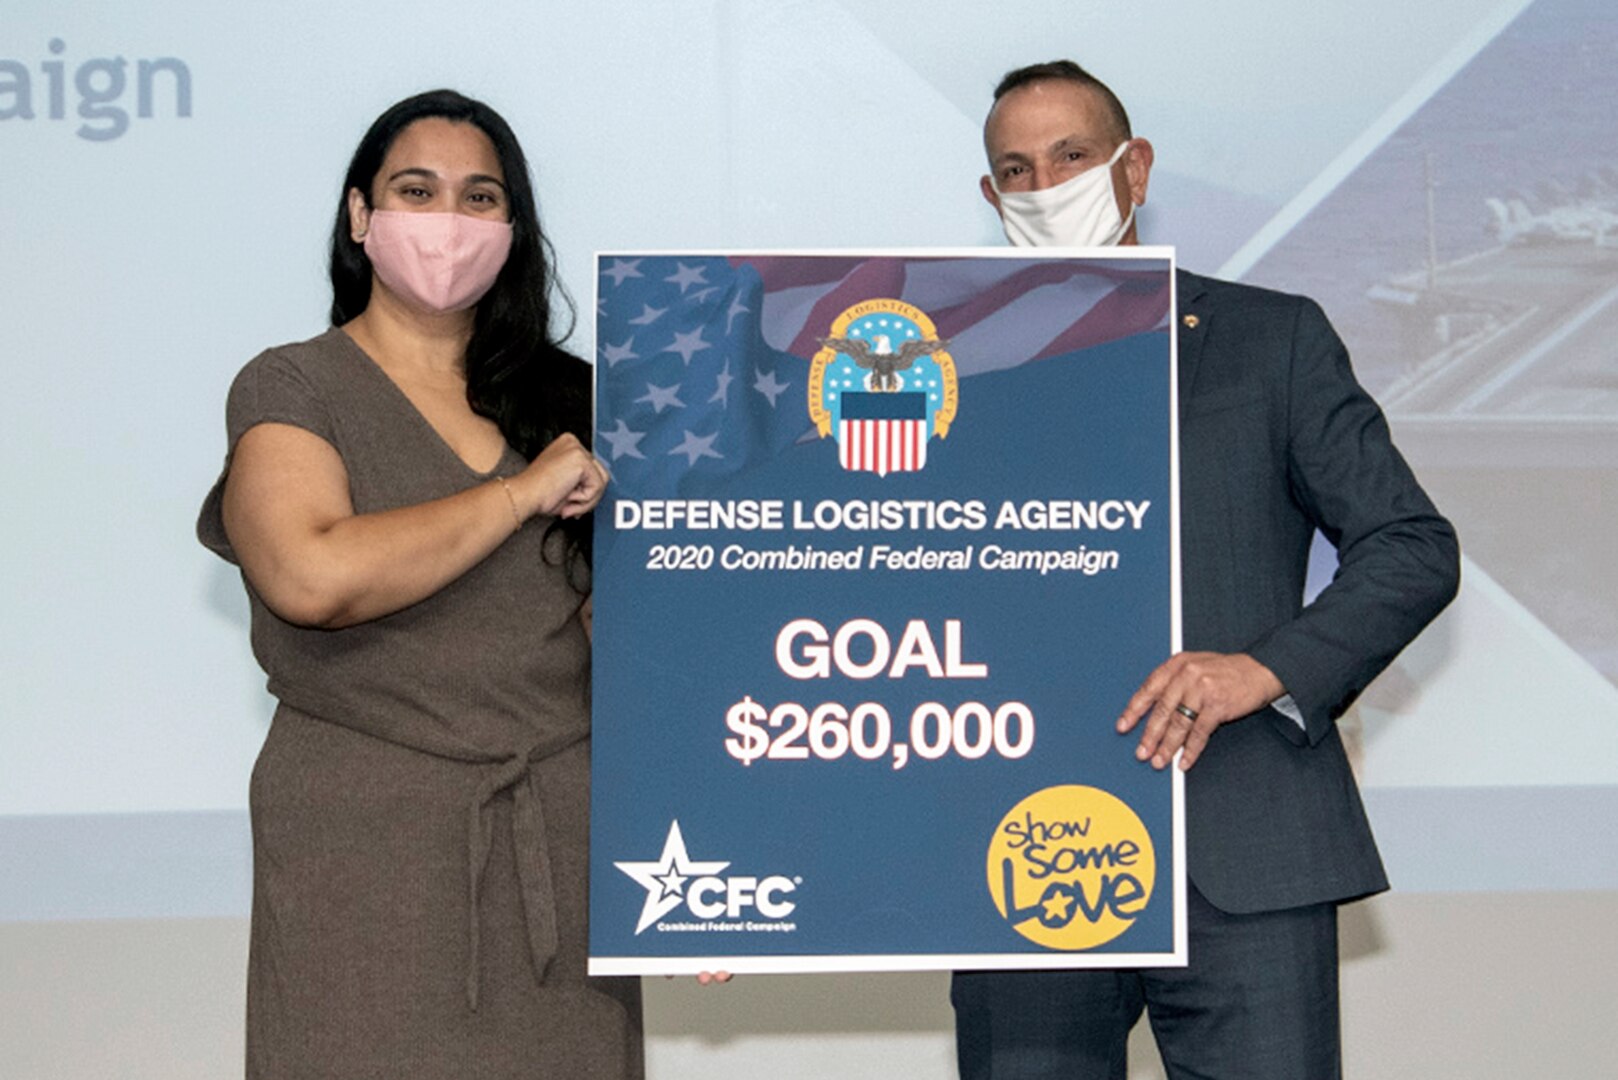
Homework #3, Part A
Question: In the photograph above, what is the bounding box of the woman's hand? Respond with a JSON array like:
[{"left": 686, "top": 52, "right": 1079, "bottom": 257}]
[{"left": 513, "top": 433, "right": 608, "bottom": 520}]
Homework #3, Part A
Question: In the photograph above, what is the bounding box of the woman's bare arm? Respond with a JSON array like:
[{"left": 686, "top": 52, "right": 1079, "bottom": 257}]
[{"left": 222, "top": 423, "right": 605, "bottom": 628}]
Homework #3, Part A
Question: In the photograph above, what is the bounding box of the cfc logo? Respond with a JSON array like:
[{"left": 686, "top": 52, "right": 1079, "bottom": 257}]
[
  {"left": 986, "top": 785, "right": 1155, "bottom": 950},
  {"left": 615, "top": 821, "right": 798, "bottom": 935}
]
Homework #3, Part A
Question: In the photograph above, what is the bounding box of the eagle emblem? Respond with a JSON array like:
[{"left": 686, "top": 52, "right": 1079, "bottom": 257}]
[
  {"left": 816, "top": 333, "right": 952, "bottom": 392},
  {"left": 807, "top": 299, "right": 959, "bottom": 476}
]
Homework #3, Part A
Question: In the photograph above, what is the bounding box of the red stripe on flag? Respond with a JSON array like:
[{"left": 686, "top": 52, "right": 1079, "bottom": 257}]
[
  {"left": 1032, "top": 280, "right": 1173, "bottom": 360},
  {"left": 783, "top": 261, "right": 910, "bottom": 358}
]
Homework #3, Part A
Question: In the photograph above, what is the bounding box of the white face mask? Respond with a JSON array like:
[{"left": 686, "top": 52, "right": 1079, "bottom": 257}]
[{"left": 991, "top": 140, "right": 1135, "bottom": 248}]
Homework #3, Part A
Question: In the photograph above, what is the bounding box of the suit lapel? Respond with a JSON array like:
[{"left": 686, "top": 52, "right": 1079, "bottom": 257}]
[{"left": 1175, "top": 270, "right": 1211, "bottom": 423}]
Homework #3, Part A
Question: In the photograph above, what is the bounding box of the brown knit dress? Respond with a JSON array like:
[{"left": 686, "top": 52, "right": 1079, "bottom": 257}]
[{"left": 198, "top": 328, "right": 642, "bottom": 1079}]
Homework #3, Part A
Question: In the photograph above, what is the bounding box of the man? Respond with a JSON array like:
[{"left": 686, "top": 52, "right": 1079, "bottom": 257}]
[{"left": 951, "top": 60, "right": 1460, "bottom": 1079}]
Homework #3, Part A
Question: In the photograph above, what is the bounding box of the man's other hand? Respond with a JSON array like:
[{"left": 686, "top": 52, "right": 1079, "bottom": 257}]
[{"left": 1116, "top": 652, "right": 1284, "bottom": 770}]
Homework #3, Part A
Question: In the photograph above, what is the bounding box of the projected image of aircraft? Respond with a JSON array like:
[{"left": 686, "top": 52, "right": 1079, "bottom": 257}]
[
  {"left": 1236, "top": 0, "right": 1618, "bottom": 869},
  {"left": 1484, "top": 184, "right": 1618, "bottom": 245}
]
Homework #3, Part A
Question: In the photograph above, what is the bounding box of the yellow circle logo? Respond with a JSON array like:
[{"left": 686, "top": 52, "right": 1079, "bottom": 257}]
[{"left": 985, "top": 785, "right": 1156, "bottom": 950}]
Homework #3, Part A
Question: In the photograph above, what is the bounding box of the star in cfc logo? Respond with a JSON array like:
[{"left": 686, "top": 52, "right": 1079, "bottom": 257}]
[
  {"left": 986, "top": 785, "right": 1156, "bottom": 950},
  {"left": 615, "top": 822, "right": 799, "bottom": 935},
  {"left": 808, "top": 299, "right": 958, "bottom": 475}
]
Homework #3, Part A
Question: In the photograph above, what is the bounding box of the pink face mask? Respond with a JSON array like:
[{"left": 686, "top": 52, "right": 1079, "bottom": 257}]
[{"left": 362, "top": 209, "right": 513, "bottom": 314}]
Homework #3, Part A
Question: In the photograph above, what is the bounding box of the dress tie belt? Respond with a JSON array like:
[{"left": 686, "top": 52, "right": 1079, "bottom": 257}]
[
  {"left": 463, "top": 733, "right": 587, "bottom": 1012},
  {"left": 264, "top": 690, "right": 589, "bottom": 1014}
]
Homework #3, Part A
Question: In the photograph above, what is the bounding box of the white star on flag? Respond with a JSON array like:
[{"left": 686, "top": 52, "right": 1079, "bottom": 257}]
[
  {"left": 602, "top": 258, "right": 643, "bottom": 286},
  {"left": 627, "top": 304, "right": 667, "bottom": 326},
  {"left": 599, "top": 337, "right": 639, "bottom": 367},
  {"left": 614, "top": 821, "right": 730, "bottom": 935},
  {"left": 599, "top": 418, "right": 647, "bottom": 460},
  {"left": 665, "top": 262, "right": 708, "bottom": 294},
  {"left": 668, "top": 430, "right": 722, "bottom": 465},
  {"left": 636, "top": 383, "right": 684, "bottom": 413},
  {"left": 664, "top": 327, "right": 712, "bottom": 365},
  {"left": 709, "top": 362, "right": 734, "bottom": 406},
  {"left": 753, "top": 368, "right": 789, "bottom": 407}
]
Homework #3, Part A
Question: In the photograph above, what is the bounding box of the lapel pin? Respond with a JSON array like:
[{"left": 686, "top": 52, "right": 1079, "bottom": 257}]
[{"left": 1182, "top": 314, "right": 1200, "bottom": 329}]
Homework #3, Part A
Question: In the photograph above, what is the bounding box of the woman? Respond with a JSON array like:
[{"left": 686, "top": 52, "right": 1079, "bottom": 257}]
[{"left": 198, "top": 90, "right": 638, "bottom": 1078}]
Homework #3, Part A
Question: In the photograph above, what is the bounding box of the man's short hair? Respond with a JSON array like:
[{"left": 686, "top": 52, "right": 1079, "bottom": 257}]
[{"left": 991, "top": 60, "right": 1133, "bottom": 142}]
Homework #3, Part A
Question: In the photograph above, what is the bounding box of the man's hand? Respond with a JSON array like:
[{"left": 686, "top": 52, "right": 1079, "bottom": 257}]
[
  {"left": 666, "top": 971, "right": 733, "bottom": 986},
  {"left": 1116, "top": 652, "right": 1284, "bottom": 770}
]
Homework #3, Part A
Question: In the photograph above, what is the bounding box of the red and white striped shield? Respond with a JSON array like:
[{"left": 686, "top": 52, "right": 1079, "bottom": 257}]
[{"left": 838, "top": 417, "right": 929, "bottom": 475}]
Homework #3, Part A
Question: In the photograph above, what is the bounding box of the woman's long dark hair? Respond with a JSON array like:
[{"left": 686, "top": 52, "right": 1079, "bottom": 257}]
[{"left": 329, "top": 89, "right": 591, "bottom": 578}]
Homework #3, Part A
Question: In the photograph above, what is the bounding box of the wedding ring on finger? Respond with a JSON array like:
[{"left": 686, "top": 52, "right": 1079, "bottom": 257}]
[{"left": 1174, "top": 703, "right": 1199, "bottom": 722}]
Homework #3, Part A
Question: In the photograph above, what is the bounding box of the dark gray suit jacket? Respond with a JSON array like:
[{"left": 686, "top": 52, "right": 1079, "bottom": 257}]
[{"left": 1174, "top": 270, "right": 1459, "bottom": 914}]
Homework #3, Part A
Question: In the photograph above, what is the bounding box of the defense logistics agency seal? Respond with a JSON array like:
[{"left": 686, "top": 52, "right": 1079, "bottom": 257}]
[
  {"left": 986, "top": 785, "right": 1156, "bottom": 950},
  {"left": 809, "top": 299, "right": 958, "bottom": 475}
]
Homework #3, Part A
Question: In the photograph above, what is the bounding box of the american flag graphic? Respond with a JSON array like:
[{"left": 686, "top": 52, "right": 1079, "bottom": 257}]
[{"left": 595, "top": 254, "right": 1170, "bottom": 498}]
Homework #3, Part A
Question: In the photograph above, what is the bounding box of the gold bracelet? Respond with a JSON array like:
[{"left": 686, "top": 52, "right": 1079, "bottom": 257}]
[{"left": 496, "top": 476, "right": 523, "bottom": 531}]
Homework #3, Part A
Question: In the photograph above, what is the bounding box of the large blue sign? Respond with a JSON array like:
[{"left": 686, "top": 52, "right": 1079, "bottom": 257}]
[{"left": 589, "top": 251, "right": 1185, "bottom": 974}]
